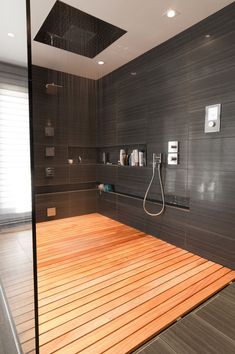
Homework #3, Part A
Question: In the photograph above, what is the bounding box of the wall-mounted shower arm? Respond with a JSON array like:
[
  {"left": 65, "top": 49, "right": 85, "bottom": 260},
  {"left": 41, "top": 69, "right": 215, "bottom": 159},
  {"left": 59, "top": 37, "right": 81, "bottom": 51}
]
[
  {"left": 45, "top": 83, "right": 63, "bottom": 89},
  {"left": 45, "top": 82, "right": 63, "bottom": 95}
]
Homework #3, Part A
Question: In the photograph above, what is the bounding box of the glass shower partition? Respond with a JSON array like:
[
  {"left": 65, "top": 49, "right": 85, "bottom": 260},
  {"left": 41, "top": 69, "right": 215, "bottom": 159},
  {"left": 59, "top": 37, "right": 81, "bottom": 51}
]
[{"left": 0, "top": 1, "right": 38, "bottom": 353}]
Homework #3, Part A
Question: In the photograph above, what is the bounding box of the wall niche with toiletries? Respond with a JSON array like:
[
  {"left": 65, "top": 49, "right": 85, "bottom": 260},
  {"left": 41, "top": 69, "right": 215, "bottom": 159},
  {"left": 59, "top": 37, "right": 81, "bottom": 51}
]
[
  {"left": 68, "top": 146, "right": 97, "bottom": 165},
  {"left": 97, "top": 144, "right": 147, "bottom": 167}
]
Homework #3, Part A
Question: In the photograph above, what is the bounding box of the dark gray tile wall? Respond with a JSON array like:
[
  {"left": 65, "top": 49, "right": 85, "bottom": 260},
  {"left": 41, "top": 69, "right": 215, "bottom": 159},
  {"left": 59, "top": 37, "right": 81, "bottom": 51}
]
[
  {"left": 35, "top": 190, "right": 97, "bottom": 222},
  {"left": 32, "top": 66, "right": 97, "bottom": 221},
  {"left": 96, "top": 3, "right": 235, "bottom": 269},
  {"left": 97, "top": 191, "right": 117, "bottom": 221},
  {"left": 33, "top": 4, "right": 235, "bottom": 268}
]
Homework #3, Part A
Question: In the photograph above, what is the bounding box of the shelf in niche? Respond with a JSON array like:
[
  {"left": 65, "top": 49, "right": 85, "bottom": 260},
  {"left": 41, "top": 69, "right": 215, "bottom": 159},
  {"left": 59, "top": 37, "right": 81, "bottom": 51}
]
[
  {"left": 97, "top": 143, "right": 147, "bottom": 148},
  {"left": 68, "top": 146, "right": 97, "bottom": 149},
  {"left": 38, "top": 163, "right": 96, "bottom": 167},
  {"left": 96, "top": 163, "right": 149, "bottom": 169},
  {"left": 68, "top": 163, "right": 97, "bottom": 166},
  {"left": 97, "top": 143, "right": 147, "bottom": 166},
  {"left": 68, "top": 146, "right": 97, "bottom": 165}
]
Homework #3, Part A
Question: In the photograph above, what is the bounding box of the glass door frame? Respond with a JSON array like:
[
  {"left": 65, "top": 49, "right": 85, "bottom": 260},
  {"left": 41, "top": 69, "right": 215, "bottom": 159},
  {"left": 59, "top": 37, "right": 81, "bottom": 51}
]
[{"left": 26, "top": 0, "right": 39, "bottom": 352}]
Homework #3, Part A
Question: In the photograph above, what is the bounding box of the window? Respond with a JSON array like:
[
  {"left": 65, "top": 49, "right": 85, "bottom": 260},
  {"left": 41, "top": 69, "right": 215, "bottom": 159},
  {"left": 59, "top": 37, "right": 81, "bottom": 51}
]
[{"left": 0, "top": 84, "right": 31, "bottom": 225}]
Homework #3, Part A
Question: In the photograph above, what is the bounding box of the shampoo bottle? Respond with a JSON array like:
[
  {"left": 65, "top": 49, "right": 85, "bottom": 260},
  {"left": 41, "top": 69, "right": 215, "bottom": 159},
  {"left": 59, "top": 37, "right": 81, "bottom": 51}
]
[
  {"left": 139, "top": 151, "right": 144, "bottom": 166},
  {"left": 133, "top": 149, "right": 139, "bottom": 166},
  {"left": 120, "top": 149, "right": 126, "bottom": 166}
]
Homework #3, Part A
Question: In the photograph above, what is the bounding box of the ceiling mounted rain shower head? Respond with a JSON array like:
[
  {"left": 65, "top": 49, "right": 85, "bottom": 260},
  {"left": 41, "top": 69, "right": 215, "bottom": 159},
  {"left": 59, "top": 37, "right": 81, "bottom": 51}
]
[
  {"left": 34, "top": 1, "right": 127, "bottom": 58},
  {"left": 45, "top": 82, "right": 63, "bottom": 95}
]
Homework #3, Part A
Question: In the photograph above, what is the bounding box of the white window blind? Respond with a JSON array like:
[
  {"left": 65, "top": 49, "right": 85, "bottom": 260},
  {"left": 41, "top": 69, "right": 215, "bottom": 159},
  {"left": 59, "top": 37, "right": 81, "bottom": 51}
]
[{"left": 0, "top": 84, "right": 31, "bottom": 225}]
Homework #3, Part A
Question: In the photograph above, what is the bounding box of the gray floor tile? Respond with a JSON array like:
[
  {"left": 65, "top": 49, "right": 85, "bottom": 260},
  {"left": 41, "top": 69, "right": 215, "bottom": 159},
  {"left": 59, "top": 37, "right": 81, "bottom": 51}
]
[
  {"left": 195, "top": 296, "right": 235, "bottom": 339},
  {"left": 136, "top": 283, "right": 235, "bottom": 354},
  {"left": 161, "top": 315, "right": 235, "bottom": 354},
  {"left": 134, "top": 337, "right": 177, "bottom": 354},
  {"left": 220, "top": 282, "right": 235, "bottom": 304}
]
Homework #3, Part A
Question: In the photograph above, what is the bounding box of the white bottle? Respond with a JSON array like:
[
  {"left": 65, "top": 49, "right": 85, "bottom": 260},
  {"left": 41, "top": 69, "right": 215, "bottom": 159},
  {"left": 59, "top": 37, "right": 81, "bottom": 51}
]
[
  {"left": 120, "top": 149, "right": 126, "bottom": 166},
  {"left": 139, "top": 151, "right": 144, "bottom": 166},
  {"left": 133, "top": 149, "right": 139, "bottom": 166},
  {"left": 131, "top": 152, "right": 135, "bottom": 166}
]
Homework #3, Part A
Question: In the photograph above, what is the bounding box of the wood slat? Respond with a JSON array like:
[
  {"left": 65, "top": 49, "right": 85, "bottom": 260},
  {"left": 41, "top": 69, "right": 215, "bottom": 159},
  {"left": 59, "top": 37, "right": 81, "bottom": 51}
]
[
  {"left": 54, "top": 269, "right": 234, "bottom": 354},
  {"left": 35, "top": 214, "right": 234, "bottom": 354},
  {"left": 103, "top": 272, "right": 235, "bottom": 354},
  {"left": 38, "top": 248, "right": 182, "bottom": 326},
  {"left": 39, "top": 257, "right": 209, "bottom": 350},
  {"left": 0, "top": 213, "right": 234, "bottom": 354},
  {"left": 38, "top": 251, "right": 192, "bottom": 341}
]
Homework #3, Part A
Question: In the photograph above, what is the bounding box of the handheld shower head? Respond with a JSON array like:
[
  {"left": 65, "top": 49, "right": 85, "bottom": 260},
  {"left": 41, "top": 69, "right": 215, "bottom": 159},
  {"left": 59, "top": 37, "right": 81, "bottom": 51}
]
[{"left": 143, "top": 152, "right": 165, "bottom": 217}]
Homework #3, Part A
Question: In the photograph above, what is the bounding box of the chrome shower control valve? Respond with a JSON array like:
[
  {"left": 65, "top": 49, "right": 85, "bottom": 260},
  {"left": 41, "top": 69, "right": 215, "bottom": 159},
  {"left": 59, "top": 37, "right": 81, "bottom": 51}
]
[
  {"left": 168, "top": 153, "right": 178, "bottom": 165},
  {"left": 208, "top": 121, "right": 216, "bottom": 128}
]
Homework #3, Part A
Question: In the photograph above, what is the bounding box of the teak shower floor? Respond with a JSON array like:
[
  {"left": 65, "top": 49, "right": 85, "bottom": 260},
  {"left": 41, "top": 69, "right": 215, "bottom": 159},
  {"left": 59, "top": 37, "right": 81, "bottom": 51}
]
[{"left": 31, "top": 214, "right": 235, "bottom": 353}]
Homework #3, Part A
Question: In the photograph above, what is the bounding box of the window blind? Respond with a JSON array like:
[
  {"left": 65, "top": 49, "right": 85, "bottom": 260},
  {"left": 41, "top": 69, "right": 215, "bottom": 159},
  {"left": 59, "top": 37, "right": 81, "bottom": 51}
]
[{"left": 0, "top": 64, "right": 31, "bottom": 226}]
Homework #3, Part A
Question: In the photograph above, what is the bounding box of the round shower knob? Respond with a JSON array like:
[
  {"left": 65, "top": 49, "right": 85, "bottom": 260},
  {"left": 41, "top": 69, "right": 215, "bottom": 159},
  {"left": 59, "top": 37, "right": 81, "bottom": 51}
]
[{"left": 208, "top": 121, "right": 216, "bottom": 128}]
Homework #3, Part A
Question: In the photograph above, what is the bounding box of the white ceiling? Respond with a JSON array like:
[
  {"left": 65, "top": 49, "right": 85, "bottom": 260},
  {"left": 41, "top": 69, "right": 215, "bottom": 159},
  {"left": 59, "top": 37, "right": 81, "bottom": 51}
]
[
  {"left": 0, "top": 1, "right": 234, "bottom": 78},
  {"left": 0, "top": 0, "right": 28, "bottom": 67}
]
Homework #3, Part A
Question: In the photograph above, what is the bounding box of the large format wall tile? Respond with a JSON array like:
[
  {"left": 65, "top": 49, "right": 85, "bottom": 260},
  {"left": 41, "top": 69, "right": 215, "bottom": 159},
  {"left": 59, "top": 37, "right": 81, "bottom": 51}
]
[
  {"left": 96, "top": 165, "right": 117, "bottom": 185},
  {"left": 189, "top": 69, "right": 235, "bottom": 110},
  {"left": 188, "top": 137, "right": 235, "bottom": 172},
  {"left": 188, "top": 169, "right": 235, "bottom": 239},
  {"left": 34, "top": 144, "right": 68, "bottom": 166},
  {"left": 117, "top": 103, "right": 147, "bottom": 145},
  {"left": 116, "top": 167, "right": 147, "bottom": 198},
  {"left": 35, "top": 165, "right": 69, "bottom": 186},
  {"left": 117, "top": 195, "right": 146, "bottom": 232},
  {"left": 97, "top": 104, "right": 117, "bottom": 147},
  {"left": 96, "top": 3, "right": 235, "bottom": 268},
  {"left": 35, "top": 192, "right": 70, "bottom": 222},
  {"left": 33, "top": 4, "right": 235, "bottom": 268},
  {"left": 68, "top": 190, "right": 97, "bottom": 217},
  {"left": 69, "top": 165, "right": 96, "bottom": 184},
  {"left": 32, "top": 65, "right": 97, "bottom": 221},
  {"left": 97, "top": 192, "right": 117, "bottom": 220},
  {"left": 186, "top": 226, "right": 234, "bottom": 269},
  {"left": 148, "top": 105, "right": 189, "bottom": 142},
  {"left": 36, "top": 190, "right": 97, "bottom": 222}
]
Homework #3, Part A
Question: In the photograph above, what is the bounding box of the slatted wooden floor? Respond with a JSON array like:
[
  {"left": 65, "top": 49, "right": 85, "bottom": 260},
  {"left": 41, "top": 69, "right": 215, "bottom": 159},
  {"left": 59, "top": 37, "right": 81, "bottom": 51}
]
[{"left": 30, "top": 213, "right": 234, "bottom": 354}]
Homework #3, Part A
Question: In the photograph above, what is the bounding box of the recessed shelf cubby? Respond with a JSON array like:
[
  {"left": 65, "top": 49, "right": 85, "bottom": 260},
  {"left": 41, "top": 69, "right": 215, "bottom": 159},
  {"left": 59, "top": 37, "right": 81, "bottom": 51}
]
[{"left": 97, "top": 144, "right": 147, "bottom": 167}]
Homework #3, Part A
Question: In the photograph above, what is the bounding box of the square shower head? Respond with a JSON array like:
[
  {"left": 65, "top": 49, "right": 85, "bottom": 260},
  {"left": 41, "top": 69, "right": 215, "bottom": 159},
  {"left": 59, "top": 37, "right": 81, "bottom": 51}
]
[{"left": 34, "top": 1, "right": 127, "bottom": 58}]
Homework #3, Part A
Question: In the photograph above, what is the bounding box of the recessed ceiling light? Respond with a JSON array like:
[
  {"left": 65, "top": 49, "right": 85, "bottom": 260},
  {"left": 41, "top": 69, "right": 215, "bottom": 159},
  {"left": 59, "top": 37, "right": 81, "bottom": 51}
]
[
  {"left": 7, "top": 32, "right": 15, "bottom": 38},
  {"left": 97, "top": 60, "right": 105, "bottom": 65},
  {"left": 165, "top": 9, "right": 177, "bottom": 18}
]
